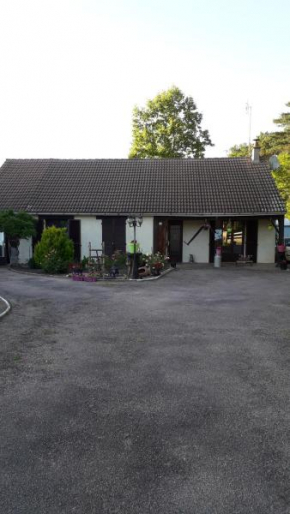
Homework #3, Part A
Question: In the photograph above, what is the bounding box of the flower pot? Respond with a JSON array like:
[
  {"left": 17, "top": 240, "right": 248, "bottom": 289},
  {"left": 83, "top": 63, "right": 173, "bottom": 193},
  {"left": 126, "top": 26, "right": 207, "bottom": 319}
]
[
  {"left": 127, "top": 242, "right": 140, "bottom": 254},
  {"left": 83, "top": 275, "right": 97, "bottom": 282},
  {"left": 72, "top": 275, "right": 84, "bottom": 281},
  {"left": 277, "top": 244, "right": 286, "bottom": 253}
]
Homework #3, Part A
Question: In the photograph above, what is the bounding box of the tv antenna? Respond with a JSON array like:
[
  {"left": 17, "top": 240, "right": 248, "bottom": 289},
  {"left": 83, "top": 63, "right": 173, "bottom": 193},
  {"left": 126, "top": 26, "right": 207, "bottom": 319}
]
[{"left": 246, "top": 101, "right": 252, "bottom": 154}]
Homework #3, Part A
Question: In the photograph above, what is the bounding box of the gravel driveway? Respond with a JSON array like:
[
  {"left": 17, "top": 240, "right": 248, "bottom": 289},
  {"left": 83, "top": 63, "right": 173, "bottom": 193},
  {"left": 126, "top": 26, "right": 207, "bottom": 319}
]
[{"left": 1, "top": 267, "right": 290, "bottom": 514}]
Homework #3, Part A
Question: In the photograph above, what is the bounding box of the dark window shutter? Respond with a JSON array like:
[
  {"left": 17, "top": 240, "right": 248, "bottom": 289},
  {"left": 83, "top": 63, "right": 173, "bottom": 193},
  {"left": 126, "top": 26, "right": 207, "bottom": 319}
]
[
  {"left": 33, "top": 218, "right": 44, "bottom": 249},
  {"left": 69, "top": 219, "right": 81, "bottom": 262},
  {"left": 102, "top": 217, "right": 126, "bottom": 257}
]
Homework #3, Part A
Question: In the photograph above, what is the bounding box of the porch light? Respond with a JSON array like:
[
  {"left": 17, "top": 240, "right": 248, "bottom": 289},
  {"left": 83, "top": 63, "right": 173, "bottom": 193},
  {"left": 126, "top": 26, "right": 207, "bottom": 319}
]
[{"left": 127, "top": 215, "right": 143, "bottom": 228}]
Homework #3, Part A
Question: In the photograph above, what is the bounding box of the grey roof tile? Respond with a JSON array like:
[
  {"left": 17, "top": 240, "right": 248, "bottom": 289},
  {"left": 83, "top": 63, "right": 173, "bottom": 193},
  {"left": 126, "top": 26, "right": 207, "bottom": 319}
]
[{"left": 0, "top": 158, "right": 285, "bottom": 216}]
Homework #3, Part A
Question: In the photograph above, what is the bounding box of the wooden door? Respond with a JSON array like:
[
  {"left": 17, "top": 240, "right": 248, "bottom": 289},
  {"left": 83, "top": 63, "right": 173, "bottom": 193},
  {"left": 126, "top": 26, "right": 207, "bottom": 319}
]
[
  {"left": 154, "top": 218, "right": 168, "bottom": 255},
  {"left": 168, "top": 221, "right": 183, "bottom": 262},
  {"left": 102, "top": 217, "right": 126, "bottom": 257}
]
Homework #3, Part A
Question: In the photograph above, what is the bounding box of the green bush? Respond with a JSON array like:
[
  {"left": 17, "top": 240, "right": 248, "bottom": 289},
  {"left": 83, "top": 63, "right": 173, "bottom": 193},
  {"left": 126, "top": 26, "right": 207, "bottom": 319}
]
[
  {"left": 28, "top": 257, "right": 41, "bottom": 269},
  {"left": 34, "top": 226, "right": 74, "bottom": 273},
  {"left": 81, "top": 256, "right": 89, "bottom": 269},
  {"left": 104, "top": 251, "right": 127, "bottom": 271}
]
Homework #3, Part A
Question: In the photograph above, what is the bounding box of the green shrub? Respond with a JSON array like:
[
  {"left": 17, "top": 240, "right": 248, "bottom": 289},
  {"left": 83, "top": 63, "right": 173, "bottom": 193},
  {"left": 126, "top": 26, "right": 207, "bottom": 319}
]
[
  {"left": 28, "top": 257, "right": 41, "bottom": 269},
  {"left": 104, "top": 255, "right": 114, "bottom": 271},
  {"left": 81, "top": 256, "right": 89, "bottom": 269},
  {"left": 34, "top": 226, "right": 74, "bottom": 273},
  {"left": 104, "top": 251, "right": 127, "bottom": 271}
]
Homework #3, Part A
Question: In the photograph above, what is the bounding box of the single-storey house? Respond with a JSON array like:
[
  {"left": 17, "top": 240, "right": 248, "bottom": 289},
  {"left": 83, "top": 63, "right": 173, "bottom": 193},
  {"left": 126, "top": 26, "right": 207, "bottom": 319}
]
[{"left": 0, "top": 145, "right": 285, "bottom": 265}]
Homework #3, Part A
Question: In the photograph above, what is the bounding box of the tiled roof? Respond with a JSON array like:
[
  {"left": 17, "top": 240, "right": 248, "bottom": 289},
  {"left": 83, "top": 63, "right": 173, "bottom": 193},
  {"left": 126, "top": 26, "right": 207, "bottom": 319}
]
[{"left": 0, "top": 158, "right": 285, "bottom": 216}]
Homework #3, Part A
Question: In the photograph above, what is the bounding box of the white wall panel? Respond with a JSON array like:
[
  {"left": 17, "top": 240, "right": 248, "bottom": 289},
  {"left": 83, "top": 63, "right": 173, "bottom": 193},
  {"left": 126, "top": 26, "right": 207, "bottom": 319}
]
[
  {"left": 183, "top": 220, "right": 209, "bottom": 263},
  {"left": 75, "top": 217, "right": 102, "bottom": 259},
  {"left": 18, "top": 238, "right": 32, "bottom": 263},
  {"left": 257, "top": 219, "right": 275, "bottom": 263}
]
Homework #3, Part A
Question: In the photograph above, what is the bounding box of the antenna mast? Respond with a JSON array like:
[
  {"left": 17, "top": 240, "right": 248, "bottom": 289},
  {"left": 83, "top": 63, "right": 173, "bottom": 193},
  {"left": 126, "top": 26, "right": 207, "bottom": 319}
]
[{"left": 246, "top": 101, "right": 252, "bottom": 155}]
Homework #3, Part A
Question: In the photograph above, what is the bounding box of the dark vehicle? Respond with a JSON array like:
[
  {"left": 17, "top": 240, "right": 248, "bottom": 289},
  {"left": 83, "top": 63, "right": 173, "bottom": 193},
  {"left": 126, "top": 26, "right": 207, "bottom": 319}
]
[{"left": 285, "top": 238, "right": 290, "bottom": 262}]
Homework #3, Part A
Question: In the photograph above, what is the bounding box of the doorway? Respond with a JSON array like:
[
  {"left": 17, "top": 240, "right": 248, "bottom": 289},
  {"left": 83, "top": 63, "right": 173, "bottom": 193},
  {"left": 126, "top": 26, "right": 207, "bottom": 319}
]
[
  {"left": 168, "top": 221, "right": 183, "bottom": 262},
  {"left": 210, "top": 219, "right": 258, "bottom": 263},
  {"left": 221, "top": 220, "right": 244, "bottom": 262}
]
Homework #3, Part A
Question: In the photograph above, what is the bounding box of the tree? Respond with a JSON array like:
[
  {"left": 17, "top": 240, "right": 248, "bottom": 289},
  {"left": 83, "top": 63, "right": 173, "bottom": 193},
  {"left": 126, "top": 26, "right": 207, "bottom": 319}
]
[
  {"left": 34, "top": 226, "right": 74, "bottom": 273},
  {"left": 228, "top": 143, "right": 250, "bottom": 157},
  {"left": 272, "top": 153, "right": 290, "bottom": 218},
  {"left": 129, "top": 86, "right": 213, "bottom": 159},
  {"left": 270, "top": 101, "right": 290, "bottom": 154},
  {"left": 0, "top": 210, "right": 36, "bottom": 264}
]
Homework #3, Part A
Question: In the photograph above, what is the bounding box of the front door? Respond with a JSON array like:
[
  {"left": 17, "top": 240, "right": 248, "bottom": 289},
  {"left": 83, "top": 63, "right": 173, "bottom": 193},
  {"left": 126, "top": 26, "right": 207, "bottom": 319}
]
[
  {"left": 168, "top": 221, "right": 183, "bottom": 262},
  {"left": 154, "top": 218, "right": 168, "bottom": 255},
  {"left": 102, "top": 217, "right": 126, "bottom": 257}
]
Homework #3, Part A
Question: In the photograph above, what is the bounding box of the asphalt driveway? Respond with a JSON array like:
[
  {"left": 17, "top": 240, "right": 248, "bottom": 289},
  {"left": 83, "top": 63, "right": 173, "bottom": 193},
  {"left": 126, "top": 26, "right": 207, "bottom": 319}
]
[{"left": 1, "top": 267, "right": 290, "bottom": 514}]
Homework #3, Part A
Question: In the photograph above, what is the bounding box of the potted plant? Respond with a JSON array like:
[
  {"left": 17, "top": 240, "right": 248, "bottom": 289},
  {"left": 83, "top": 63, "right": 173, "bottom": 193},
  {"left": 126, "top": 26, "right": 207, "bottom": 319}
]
[
  {"left": 144, "top": 252, "right": 166, "bottom": 276},
  {"left": 83, "top": 270, "right": 98, "bottom": 282},
  {"left": 72, "top": 273, "right": 84, "bottom": 282},
  {"left": 83, "top": 260, "right": 99, "bottom": 282}
]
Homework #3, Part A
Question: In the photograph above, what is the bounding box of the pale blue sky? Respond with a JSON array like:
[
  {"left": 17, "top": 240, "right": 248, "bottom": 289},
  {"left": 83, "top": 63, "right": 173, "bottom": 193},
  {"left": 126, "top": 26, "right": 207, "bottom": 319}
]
[{"left": 0, "top": 0, "right": 289, "bottom": 165}]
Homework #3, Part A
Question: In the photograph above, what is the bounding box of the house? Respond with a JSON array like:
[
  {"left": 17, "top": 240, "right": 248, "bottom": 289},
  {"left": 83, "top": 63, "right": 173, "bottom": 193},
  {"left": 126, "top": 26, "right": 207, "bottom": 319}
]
[{"left": 0, "top": 145, "right": 285, "bottom": 265}]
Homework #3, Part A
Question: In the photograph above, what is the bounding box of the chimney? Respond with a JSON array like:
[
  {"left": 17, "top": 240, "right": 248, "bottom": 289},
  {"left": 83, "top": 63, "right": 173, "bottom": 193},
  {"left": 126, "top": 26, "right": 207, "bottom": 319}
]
[{"left": 252, "top": 138, "right": 260, "bottom": 163}]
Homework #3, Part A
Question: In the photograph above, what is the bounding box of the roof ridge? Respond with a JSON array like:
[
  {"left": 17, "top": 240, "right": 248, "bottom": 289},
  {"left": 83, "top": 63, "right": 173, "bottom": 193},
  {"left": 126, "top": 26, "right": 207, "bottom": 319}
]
[{"left": 4, "top": 157, "right": 253, "bottom": 163}]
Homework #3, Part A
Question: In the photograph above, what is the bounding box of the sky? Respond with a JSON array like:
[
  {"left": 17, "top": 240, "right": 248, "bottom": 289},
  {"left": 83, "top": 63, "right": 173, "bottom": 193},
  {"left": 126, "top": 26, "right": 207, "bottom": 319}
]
[{"left": 0, "top": 0, "right": 290, "bottom": 165}]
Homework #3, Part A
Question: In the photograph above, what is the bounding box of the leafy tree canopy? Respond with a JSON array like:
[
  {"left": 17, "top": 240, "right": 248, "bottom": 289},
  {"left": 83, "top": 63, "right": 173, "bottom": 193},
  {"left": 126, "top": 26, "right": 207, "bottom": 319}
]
[
  {"left": 129, "top": 86, "right": 213, "bottom": 159},
  {"left": 0, "top": 210, "right": 36, "bottom": 244},
  {"left": 228, "top": 143, "right": 249, "bottom": 157},
  {"left": 272, "top": 153, "right": 290, "bottom": 218}
]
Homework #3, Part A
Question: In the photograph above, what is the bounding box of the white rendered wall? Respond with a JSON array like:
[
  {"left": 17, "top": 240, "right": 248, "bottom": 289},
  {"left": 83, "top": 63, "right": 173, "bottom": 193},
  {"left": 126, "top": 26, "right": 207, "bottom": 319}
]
[
  {"left": 75, "top": 217, "right": 102, "bottom": 259},
  {"left": 126, "top": 217, "right": 154, "bottom": 254},
  {"left": 183, "top": 220, "right": 210, "bottom": 263},
  {"left": 257, "top": 219, "right": 276, "bottom": 263},
  {"left": 19, "top": 238, "right": 32, "bottom": 263}
]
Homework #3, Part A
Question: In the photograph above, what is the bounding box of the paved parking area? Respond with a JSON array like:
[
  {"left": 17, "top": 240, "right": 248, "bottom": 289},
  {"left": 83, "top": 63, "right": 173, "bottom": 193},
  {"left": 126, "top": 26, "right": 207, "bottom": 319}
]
[{"left": 0, "top": 267, "right": 290, "bottom": 514}]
